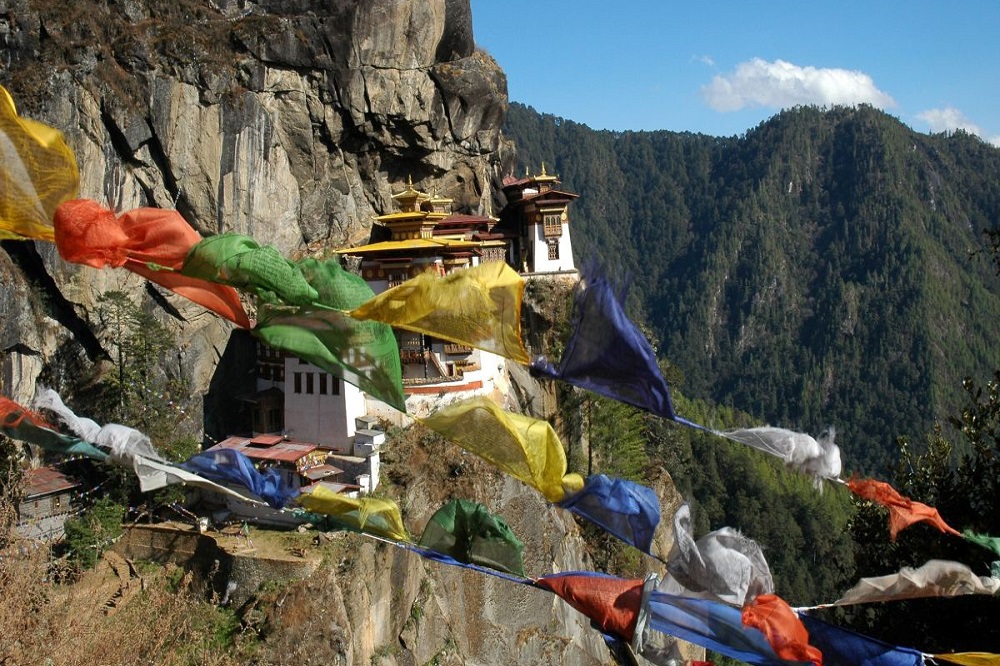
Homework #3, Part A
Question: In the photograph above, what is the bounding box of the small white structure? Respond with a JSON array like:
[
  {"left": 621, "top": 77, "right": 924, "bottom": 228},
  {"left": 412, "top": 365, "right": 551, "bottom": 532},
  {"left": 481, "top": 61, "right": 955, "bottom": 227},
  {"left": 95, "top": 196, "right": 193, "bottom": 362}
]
[
  {"left": 498, "top": 163, "right": 579, "bottom": 276},
  {"left": 283, "top": 357, "right": 366, "bottom": 453}
]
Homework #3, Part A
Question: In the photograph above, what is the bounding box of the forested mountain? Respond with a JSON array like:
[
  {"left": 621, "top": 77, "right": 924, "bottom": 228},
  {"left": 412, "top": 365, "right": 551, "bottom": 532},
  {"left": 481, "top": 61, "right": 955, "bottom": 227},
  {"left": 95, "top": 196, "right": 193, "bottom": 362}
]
[{"left": 505, "top": 103, "right": 1000, "bottom": 473}]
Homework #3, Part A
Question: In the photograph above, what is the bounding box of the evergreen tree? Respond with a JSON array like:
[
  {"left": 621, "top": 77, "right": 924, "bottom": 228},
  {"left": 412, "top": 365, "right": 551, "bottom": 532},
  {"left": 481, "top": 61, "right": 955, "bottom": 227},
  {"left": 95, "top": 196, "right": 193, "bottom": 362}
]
[{"left": 94, "top": 290, "right": 197, "bottom": 462}]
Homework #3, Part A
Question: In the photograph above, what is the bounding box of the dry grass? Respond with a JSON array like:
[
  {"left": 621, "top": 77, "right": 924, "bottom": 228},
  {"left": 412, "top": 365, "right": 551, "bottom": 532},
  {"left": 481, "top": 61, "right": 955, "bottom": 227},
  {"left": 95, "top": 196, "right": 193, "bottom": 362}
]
[{"left": 0, "top": 531, "right": 256, "bottom": 666}]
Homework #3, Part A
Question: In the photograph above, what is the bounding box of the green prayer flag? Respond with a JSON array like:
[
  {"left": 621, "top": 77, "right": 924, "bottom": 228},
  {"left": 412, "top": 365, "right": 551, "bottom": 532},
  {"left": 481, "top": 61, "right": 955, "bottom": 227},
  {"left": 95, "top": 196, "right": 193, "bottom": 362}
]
[
  {"left": 963, "top": 529, "right": 1000, "bottom": 559},
  {"left": 254, "top": 304, "right": 405, "bottom": 412},
  {"left": 419, "top": 499, "right": 526, "bottom": 576},
  {"left": 296, "top": 256, "right": 374, "bottom": 310},
  {"left": 181, "top": 233, "right": 318, "bottom": 305}
]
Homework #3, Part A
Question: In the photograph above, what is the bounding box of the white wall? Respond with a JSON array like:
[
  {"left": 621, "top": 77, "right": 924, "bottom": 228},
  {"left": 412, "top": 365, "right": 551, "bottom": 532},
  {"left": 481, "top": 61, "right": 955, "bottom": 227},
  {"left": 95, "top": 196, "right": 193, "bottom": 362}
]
[
  {"left": 529, "top": 221, "right": 575, "bottom": 273},
  {"left": 283, "top": 358, "right": 366, "bottom": 450}
]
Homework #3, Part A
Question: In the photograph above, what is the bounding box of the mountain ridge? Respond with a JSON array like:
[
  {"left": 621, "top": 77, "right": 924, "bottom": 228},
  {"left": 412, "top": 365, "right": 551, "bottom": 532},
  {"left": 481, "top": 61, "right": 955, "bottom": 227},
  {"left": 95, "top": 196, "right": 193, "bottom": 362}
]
[{"left": 504, "top": 102, "right": 1000, "bottom": 472}]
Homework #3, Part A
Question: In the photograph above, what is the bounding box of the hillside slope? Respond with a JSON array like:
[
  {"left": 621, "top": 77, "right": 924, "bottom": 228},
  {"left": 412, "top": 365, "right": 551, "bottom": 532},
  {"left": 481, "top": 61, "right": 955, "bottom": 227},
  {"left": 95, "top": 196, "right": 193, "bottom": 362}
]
[{"left": 505, "top": 103, "right": 1000, "bottom": 472}]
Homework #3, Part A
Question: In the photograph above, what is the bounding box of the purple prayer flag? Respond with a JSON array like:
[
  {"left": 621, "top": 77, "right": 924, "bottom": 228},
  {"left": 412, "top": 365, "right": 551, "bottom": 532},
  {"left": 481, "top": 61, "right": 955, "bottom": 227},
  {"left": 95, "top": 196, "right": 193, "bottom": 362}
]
[{"left": 531, "top": 270, "right": 677, "bottom": 421}]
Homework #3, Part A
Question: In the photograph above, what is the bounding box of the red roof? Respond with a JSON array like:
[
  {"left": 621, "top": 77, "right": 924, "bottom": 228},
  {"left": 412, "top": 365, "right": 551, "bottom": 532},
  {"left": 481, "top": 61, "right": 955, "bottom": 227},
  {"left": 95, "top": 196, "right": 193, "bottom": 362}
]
[
  {"left": 250, "top": 434, "right": 284, "bottom": 446},
  {"left": 502, "top": 174, "right": 531, "bottom": 187},
  {"left": 434, "top": 214, "right": 494, "bottom": 227},
  {"left": 24, "top": 466, "right": 79, "bottom": 498},
  {"left": 213, "top": 436, "right": 318, "bottom": 464}
]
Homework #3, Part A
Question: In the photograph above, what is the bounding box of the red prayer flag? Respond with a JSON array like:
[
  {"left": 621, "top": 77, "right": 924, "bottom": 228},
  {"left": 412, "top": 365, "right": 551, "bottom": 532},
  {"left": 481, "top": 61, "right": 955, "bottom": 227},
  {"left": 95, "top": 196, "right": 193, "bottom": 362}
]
[
  {"left": 846, "top": 477, "right": 961, "bottom": 540},
  {"left": 534, "top": 573, "right": 645, "bottom": 641},
  {"left": 53, "top": 200, "right": 251, "bottom": 328},
  {"left": 741, "top": 594, "right": 822, "bottom": 666},
  {"left": 0, "top": 395, "right": 52, "bottom": 429}
]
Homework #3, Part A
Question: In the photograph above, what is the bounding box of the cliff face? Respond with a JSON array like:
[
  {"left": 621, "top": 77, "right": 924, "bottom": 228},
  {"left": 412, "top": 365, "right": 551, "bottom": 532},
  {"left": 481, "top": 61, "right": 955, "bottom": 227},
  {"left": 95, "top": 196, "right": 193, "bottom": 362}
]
[
  {"left": 0, "top": 2, "right": 631, "bottom": 663},
  {"left": 0, "top": 0, "right": 510, "bottom": 404}
]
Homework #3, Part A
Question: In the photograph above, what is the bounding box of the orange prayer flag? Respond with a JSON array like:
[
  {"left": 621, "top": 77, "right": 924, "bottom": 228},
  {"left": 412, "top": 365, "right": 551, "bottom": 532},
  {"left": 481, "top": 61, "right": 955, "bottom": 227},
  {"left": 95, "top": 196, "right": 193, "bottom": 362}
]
[
  {"left": 0, "top": 395, "right": 53, "bottom": 430},
  {"left": 741, "top": 594, "right": 822, "bottom": 666},
  {"left": 53, "top": 199, "right": 251, "bottom": 328},
  {"left": 846, "top": 477, "right": 961, "bottom": 540}
]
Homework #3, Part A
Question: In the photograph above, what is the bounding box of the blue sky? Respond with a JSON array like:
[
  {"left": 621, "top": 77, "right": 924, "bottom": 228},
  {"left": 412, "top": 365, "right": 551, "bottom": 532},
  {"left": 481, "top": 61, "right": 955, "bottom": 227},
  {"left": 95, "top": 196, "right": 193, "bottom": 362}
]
[{"left": 470, "top": 1, "right": 1000, "bottom": 144}]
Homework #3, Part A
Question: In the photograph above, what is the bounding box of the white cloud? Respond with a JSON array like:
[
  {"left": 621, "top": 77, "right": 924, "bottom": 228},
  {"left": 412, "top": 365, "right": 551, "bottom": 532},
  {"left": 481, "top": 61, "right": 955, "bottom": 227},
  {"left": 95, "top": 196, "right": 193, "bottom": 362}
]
[
  {"left": 701, "top": 58, "right": 896, "bottom": 112},
  {"left": 917, "top": 106, "right": 1000, "bottom": 146},
  {"left": 693, "top": 54, "right": 715, "bottom": 67}
]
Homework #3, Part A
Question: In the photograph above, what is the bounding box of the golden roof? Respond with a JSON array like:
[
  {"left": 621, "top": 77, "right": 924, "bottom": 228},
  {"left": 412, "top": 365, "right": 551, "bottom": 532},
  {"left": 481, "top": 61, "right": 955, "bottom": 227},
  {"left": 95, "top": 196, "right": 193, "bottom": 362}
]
[
  {"left": 533, "top": 162, "right": 558, "bottom": 182},
  {"left": 375, "top": 211, "right": 431, "bottom": 222},
  {"left": 391, "top": 175, "right": 431, "bottom": 204},
  {"left": 336, "top": 238, "right": 479, "bottom": 254}
]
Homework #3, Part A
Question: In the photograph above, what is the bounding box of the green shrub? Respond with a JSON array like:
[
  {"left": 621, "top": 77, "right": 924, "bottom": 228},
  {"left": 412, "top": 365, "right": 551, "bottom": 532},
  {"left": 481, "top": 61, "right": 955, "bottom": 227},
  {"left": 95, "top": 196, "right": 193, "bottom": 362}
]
[{"left": 63, "top": 497, "right": 124, "bottom": 569}]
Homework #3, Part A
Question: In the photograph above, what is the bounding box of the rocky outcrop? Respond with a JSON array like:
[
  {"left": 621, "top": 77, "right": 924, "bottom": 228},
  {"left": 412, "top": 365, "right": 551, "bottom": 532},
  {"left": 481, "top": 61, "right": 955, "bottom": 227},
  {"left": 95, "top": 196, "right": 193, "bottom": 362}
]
[
  {"left": 0, "top": 0, "right": 509, "bottom": 407},
  {"left": 258, "top": 476, "right": 616, "bottom": 666}
]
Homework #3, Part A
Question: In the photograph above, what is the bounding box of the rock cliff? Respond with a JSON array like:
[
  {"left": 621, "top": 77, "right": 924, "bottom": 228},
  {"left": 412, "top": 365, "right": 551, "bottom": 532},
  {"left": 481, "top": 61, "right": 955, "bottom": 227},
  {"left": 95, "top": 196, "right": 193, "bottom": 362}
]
[
  {"left": 0, "top": 2, "right": 657, "bottom": 663},
  {"left": 0, "top": 0, "right": 511, "bottom": 405}
]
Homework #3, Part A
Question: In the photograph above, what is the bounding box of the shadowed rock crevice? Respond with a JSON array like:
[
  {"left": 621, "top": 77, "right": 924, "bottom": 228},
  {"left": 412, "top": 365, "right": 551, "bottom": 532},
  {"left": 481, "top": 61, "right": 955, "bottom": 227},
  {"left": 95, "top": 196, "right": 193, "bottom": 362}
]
[{"left": 0, "top": 241, "right": 108, "bottom": 364}]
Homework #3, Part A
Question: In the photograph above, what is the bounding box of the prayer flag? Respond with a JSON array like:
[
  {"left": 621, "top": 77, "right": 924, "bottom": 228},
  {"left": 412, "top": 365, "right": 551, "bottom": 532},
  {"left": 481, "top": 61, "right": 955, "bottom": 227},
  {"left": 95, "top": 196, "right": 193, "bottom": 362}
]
[
  {"left": 53, "top": 200, "right": 250, "bottom": 327},
  {"left": 741, "top": 594, "right": 822, "bottom": 666},
  {"left": 296, "top": 484, "right": 408, "bottom": 542},
  {"left": 0, "top": 395, "right": 108, "bottom": 462},
  {"left": 721, "top": 427, "right": 841, "bottom": 486},
  {"left": 535, "top": 571, "right": 645, "bottom": 641},
  {"left": 181, "top": 233, "right": 318, "bottom": 306},
  {"left": 800, "top": 614, "right": 924, "bottom": 666},
  {"left": 530, "top": 271, "right": 677, "bottom": 422},
  {"left": 963, "top": 530, "right": 1000, "bottom": 559},
  {"left": 668, "top": 504, "right": 774, "bottom": 606},
  {"left": 181, "top": 448, "right": 300, "bottom": 509},
  {"left": 934, "top": 654, "right": 1000, "bottom": 666},
  {"left": 830, "top": 559, "right": 1000, "bottom": 605},
  {"left": 253, "top": 303, "right": 405, "bottom": 411},
  {"left": 349, "top": 261, "right": 529, "bottom": 364},
  {"left": 558, "top": 474, "right": 661, "bottom": 555},
  {"left": 645, "top": 591, "right": 796, "bottom": 666},
  {"left": 419, "top": 396, "right": 582, "bottom": 503},
  {"left": 418, "top": 499, "right": 525, "bottom": 576},
  {"left": 846, "top": 477, "right": 961, "bottom": 540},
  {"left": 0, "top": 85, "right": 78, "bottom": 242}
]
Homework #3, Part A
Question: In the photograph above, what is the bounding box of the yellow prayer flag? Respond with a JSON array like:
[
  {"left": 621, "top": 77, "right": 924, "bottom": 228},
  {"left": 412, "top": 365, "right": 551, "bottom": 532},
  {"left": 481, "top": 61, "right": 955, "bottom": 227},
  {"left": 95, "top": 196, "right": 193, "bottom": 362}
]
[
  {"left": 935, "top": 654, "right": 1000, "bottom": 666},
  {"left": 0, "top": 85, "right": 79, "bottom": 242},
  {"left": 297, "top": 484, "right": 408, "bottom": 542},
  {"left": 349, "top": 261, "right": 529, "bottom": 364},
  {"left": 419, "top": 396, "right": 571, "bottom": 503}
]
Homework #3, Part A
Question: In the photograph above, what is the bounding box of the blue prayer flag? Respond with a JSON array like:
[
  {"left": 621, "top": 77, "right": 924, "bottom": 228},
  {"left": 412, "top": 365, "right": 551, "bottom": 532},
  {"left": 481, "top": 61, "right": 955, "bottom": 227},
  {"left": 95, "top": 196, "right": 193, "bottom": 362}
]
[
  {"left": 181, "top": 448, "right": 300, "bottom": 509},
  {"left": 645, "top": 591, "right": 797, "bottom": 666},
  {"left": 559, "top": 474, "right": 661, "bottom": 554},
  {"left": 799, "top": 614, "right": 924, "bottom": 666}
]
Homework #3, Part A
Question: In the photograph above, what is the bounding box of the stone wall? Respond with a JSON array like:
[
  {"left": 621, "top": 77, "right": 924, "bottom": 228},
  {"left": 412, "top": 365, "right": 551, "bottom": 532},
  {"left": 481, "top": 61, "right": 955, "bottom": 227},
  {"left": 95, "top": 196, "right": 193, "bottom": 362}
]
[{"left": 115, "top": 523, "right": 320, "bottom": 607}]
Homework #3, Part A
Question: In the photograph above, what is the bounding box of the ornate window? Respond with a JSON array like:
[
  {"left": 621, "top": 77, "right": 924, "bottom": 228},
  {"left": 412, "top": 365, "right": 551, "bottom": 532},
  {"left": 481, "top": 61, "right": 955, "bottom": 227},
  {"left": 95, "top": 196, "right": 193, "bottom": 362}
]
[
  {"left": 543, "top": 213, "right": 562, "bottom": 237},
  {"left": 547, "top": 242, "right": 560, "bottom": 261}
]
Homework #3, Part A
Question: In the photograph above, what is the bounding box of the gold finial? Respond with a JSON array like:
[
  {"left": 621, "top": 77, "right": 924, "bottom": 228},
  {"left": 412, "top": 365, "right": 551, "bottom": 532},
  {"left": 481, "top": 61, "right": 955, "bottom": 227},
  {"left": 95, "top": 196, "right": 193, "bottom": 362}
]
[
  {"left": 540, "top": 162, "right": 547, "bottom": 176},
  {"left": 524, "top": 165, "right": 530, "bottom": 178},
  {"left": 407, "top": 175, "right": 414, "bottom": 188}
]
